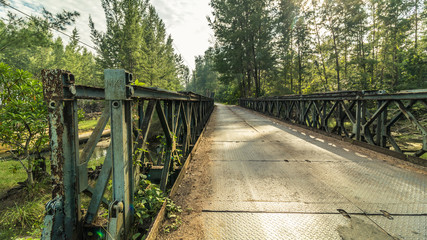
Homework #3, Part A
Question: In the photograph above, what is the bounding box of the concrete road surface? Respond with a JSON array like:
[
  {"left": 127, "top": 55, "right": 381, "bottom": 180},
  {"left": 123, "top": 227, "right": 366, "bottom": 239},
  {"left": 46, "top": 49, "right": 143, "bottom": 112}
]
[{"left": 202, "top": 104, "right": 426, "bottom": 239}]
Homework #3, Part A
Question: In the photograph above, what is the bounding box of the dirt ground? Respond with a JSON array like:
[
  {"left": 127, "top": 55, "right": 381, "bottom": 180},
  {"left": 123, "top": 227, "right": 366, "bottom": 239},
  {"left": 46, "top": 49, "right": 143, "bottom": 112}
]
[{"left": 156, "top": 109, "right": 216, "bottom": 240}]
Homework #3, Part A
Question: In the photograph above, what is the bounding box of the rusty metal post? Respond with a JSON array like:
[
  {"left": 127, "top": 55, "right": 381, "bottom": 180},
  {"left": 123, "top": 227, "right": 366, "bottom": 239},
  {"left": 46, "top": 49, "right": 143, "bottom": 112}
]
[{"left": 41, "top": 70, "right": 81, "bottom": 240}]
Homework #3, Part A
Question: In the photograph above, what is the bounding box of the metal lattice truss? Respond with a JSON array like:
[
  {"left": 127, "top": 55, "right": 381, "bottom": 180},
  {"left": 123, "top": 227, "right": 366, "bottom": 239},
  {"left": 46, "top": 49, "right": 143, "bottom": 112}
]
[
  {"left": 240, "top": 91, "right": 427, "bottom": 160},
  {"left": 40, "top": 69, "right": 214, "bottom": 240}
]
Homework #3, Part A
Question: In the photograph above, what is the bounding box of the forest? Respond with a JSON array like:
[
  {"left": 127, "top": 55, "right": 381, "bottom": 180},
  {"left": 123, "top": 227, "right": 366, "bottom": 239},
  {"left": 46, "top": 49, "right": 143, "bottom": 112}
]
[
  {"left": 0, "top": 0, "right": 426, "bottom": 238},
  {"left": 1, "top": 0, "right": 425, "bottom": 103},
  {"left": 189, "top": 0, "right": 427, "bottom": 103},
  {"left": 0, "top": 0, "right": 189, "bottom": 90}
]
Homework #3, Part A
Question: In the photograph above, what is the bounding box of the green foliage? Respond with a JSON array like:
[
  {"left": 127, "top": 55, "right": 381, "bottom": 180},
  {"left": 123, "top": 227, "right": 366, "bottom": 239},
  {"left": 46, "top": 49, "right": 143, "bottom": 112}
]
[
  {"left": 0, "top": 200, "right": 45, "bottom": 233},
  {"left": 0, "top": 8, "right": 83, "bottom": 79},
  {"left": 200, "top": 0, "right": 427, "bottom": 101},
  {"left": 90, "top": 0, "right": 185, "bottom": 91},
  {"left": 0, "top": 159, "right": 27, "bottom": 195},
  {"left": 209, "top": 0, "right": 275, "bottom": 98},
  {"left": 133, "top": 177, "right": 182, "bottom": 235},
  {"left": 78, "top": 119, "right": 102, "bottom": 132},
  {"left": 0, "top": 179, "right": 51, "bottom": 239},
  {"left": 78, "top": 108, "right": 86, "bottom": 121},
  {"left": 0, "top": 62, "right": 48, "bottom": 184},
  {"left": 163, "top": 199, "right": 182, "bottom": 233},
  {"left": 134, "top": 179, "right": 166, "bottom": 224},
  {"left": 187, "top": 48, "right": 219, "bottom": 98}
]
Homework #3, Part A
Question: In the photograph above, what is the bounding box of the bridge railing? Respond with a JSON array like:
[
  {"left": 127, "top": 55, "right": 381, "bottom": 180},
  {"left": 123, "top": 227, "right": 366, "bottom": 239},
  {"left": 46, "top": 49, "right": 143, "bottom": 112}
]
[
  {"left": 239, "top": 90, "right": 427, "bottom": 163},
  {"left": 40, "top": 69, "right": 214, "bottom": 240}
]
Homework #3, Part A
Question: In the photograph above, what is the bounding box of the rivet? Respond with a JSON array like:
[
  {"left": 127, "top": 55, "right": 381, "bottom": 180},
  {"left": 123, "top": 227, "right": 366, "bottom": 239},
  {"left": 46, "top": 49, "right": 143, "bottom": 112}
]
[
  {"left": 112, "top": 101, "right": 120, "bottom": 108},
  {"left": 49, "top": 101, "right": 57, "bottom": 109}
]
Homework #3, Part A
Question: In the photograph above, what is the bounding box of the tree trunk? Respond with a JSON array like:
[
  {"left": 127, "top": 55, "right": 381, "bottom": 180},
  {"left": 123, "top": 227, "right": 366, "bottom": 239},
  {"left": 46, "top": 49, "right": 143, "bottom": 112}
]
[
  {"left": 315, "top": 22, "right": 329, "bottom": 91},
  {"left": 247, "top": 70, "right": 251, "bottom": 97},
  {"left": 371, "top": 1, "right": 376, "bottom": 86},
  {"left": 415, "top": 0, "right": 418, "bottom": 51},
  {"left": 298, "top": 49, "right": 302, "bottom": 95},
  {"left": 332, "top": 30, "right": 341, "bottom": 91},
  {"left": 252, "top": 43, "right": 260, "bottom": 98},
  {"left": 27, "top": 170, "right": 34, "bottom": 185}
]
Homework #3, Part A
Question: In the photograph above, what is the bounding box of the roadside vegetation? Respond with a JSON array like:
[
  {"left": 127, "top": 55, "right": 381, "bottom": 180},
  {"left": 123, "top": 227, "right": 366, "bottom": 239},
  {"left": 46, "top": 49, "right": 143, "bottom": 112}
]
[
  {"left": 189, "top": 0, "right": 427, "bottom": 102},
  {"left": 0, "top": 0, "right": 425, "bottom": 239}
]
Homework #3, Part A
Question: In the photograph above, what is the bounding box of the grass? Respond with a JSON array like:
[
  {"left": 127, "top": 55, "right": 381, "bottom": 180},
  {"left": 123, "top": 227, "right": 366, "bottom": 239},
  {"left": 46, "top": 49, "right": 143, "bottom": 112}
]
[
  {"left": 0, "top": 158, "right": 51, "bottom": 239},
  {"left": 0, "top": 118, "right": 112, "bottom": 239},
  {"left": 0, "top": 119, "right": 110, "bottom": 196},
  {"left": 0, "top": 159, "right": 27, "bottom": 196},
  {"left": 78, "top": 119, "right": 110, "bottom": 132},
  {"left": 87, "top": 155, "right": 106, "bottom": 170},
  {"left": 0, "top": 178, "right": 51, "bottom": 239}
]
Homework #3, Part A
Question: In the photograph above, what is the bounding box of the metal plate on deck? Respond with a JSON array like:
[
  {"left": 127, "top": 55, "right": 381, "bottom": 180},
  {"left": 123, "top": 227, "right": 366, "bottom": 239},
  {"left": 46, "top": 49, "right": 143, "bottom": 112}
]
[
  {"left": 205, "top": 201, "right": 363, "bottom": 214},
  {"left": 204, "top": 212, "right": 372, "bottom": 240},
  {"left": 209, "top": 142, "right": 291, "bottom": 161},
  {"left": 201, "top": 105, "right": 427, "bottom": 239},
  {"left": 367, "top": 216, "right": 427, "bottom": 239},
  {"left": 211, "top": 130, "right": 260, "bottom": 142},
  {"left": 306, "top": 162, "right": 427, "bottom": 209}
]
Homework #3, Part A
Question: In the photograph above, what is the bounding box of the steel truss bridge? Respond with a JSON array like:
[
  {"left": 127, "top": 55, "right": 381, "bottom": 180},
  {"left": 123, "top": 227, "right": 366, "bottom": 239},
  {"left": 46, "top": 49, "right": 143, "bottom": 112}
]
[{"left": 40, "top": 69, "right": 426, "bottom": 239}]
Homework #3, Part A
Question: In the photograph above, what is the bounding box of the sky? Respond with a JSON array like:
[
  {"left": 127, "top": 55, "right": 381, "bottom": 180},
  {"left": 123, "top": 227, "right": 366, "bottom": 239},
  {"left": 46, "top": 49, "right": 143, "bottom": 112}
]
[{"left": 0, "top": 0, "right": 214, "bottom": 70}]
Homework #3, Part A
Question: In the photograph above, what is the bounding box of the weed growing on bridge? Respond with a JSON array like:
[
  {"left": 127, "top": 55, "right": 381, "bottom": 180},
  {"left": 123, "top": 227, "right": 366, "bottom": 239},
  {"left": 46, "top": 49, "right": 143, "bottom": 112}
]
[
  {"left": 132, "top": 176, "right": 182, "bottom": 238},
  {"left": 163, "top": 199, "right": 182, "bottom": 234}
]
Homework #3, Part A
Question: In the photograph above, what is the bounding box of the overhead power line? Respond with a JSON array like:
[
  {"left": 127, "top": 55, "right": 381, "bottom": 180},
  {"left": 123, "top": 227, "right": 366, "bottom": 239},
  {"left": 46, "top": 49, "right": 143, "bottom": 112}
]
[
  {"left": 172, "top": 42, "right": 193, "bottom": 69},
  {"left": 163, "top": 22, "right": 193, "bottom": 69},
  {"left": 1, "top": 1, "right": 97, "bottom": 51},
  {"left": 2, "top": 1, "right": 194, "bottom": 69}
]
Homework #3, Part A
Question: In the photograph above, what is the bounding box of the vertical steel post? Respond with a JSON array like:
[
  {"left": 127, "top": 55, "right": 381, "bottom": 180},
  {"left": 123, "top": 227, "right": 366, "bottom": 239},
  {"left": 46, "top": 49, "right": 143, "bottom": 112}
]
[
  {"left": 41, "top": 70, "right": 81, "bottom": 240},
  {"left": 321, "top": 101, "right": 327, "bottom": 131},
  {"left": 104, "top": 69, "right": 134, "bottom": 240},
  {"left": 337, "top": 102, "right": 342, "bottom": 135},
  {"left": 376, "top": 100, "right": 382, "bottom": 145},
  {"left": 63, "top": 99, "right": 81, "bottom": 239},
  {"left": 380, "top": 102, "right": 388, "bottom": 147},
  {"left": 355, "top": 100, "right": 362, "bottom": 141}
]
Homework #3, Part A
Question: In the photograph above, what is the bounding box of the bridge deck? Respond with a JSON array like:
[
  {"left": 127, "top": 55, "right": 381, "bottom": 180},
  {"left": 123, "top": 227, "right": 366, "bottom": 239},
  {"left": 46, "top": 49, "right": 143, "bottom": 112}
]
[{"left": 176, "top": 104, "right": 426, "bottom": 239}]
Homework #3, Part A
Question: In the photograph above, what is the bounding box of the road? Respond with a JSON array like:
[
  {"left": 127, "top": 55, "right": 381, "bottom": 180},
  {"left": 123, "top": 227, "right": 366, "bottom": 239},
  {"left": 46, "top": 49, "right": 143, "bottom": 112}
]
[{"left": 168, "top": 104, "right": 427, "bottom": 239}]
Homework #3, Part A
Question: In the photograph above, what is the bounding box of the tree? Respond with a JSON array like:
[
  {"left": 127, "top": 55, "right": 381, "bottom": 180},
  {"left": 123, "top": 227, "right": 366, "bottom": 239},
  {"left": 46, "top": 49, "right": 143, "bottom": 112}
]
[
  {"left": 0, "top": 63, "right": 48, "bottom": 185},
  {"left": 189, "top": 48, "right": 219, "bottom": 97},
  {"left": 377, "top": 0, "right": 412, "bottom": 89},
  {"left": 90, "top": 0, "right": 183, "bottom": 90},
  {"left": 209, "top": 0, "right": 275, "bottom": 98},
  {"left": 61, "top": 28, "right": 100, "bottom": 86},
  {"left": 0, "top": 8, "right": 80, "bottom": 77},
  {"left": 293, "top": 11, "right": 312, "bottom": 94}
]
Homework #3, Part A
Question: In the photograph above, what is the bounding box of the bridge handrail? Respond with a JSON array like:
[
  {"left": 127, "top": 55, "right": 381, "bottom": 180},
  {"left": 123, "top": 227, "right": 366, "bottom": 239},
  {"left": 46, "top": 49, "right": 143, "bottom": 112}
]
[
  {"left": 240, "top": 90, "right": 427, "bottom": 101},
  {"left": 40, "top": 69, "right": 214, "bottom": 240},
  {"left": 239, "top": 91, "right": 427, "bottom": 165}
]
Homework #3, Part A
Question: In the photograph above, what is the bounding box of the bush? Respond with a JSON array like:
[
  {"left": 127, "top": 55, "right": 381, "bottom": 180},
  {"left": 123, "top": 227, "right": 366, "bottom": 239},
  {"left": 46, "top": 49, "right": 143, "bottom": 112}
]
[{"left": 0, "top": 62, "right": 49, "bottom": 185}]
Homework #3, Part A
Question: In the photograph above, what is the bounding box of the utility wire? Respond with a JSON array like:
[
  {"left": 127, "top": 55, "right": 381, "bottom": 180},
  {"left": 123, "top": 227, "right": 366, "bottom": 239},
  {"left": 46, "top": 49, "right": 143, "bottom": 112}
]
[
  {"left": 2, "top": 1, "right": 193, "bottom": 69},
  {"left": 172, "top": 42, "right": 193, "bottom": 69},
  {"left": 1, "top": 1, "right": 97, "bottom": 51},
  {"left": 163, "top": 22, "right": 193, "bottom": 69}
]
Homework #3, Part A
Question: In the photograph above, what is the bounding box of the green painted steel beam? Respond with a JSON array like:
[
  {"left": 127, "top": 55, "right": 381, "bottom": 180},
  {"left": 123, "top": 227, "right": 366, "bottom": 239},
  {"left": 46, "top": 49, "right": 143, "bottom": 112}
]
[
  {"left": 240, "top": 91, "right": 427, "bottom": 161},
  {"left": 41, "top": 68, "right": 214, "bottom": 240},
  {"left": 85, "top": 144, "right": 113, "bottom": 224}
]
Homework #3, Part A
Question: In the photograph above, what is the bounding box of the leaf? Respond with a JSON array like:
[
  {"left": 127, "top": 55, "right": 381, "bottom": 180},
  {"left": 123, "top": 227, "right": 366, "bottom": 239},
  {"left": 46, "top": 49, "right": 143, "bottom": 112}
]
[{"left": 132, "top": 233, "right": 141, "bottom": 239}]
